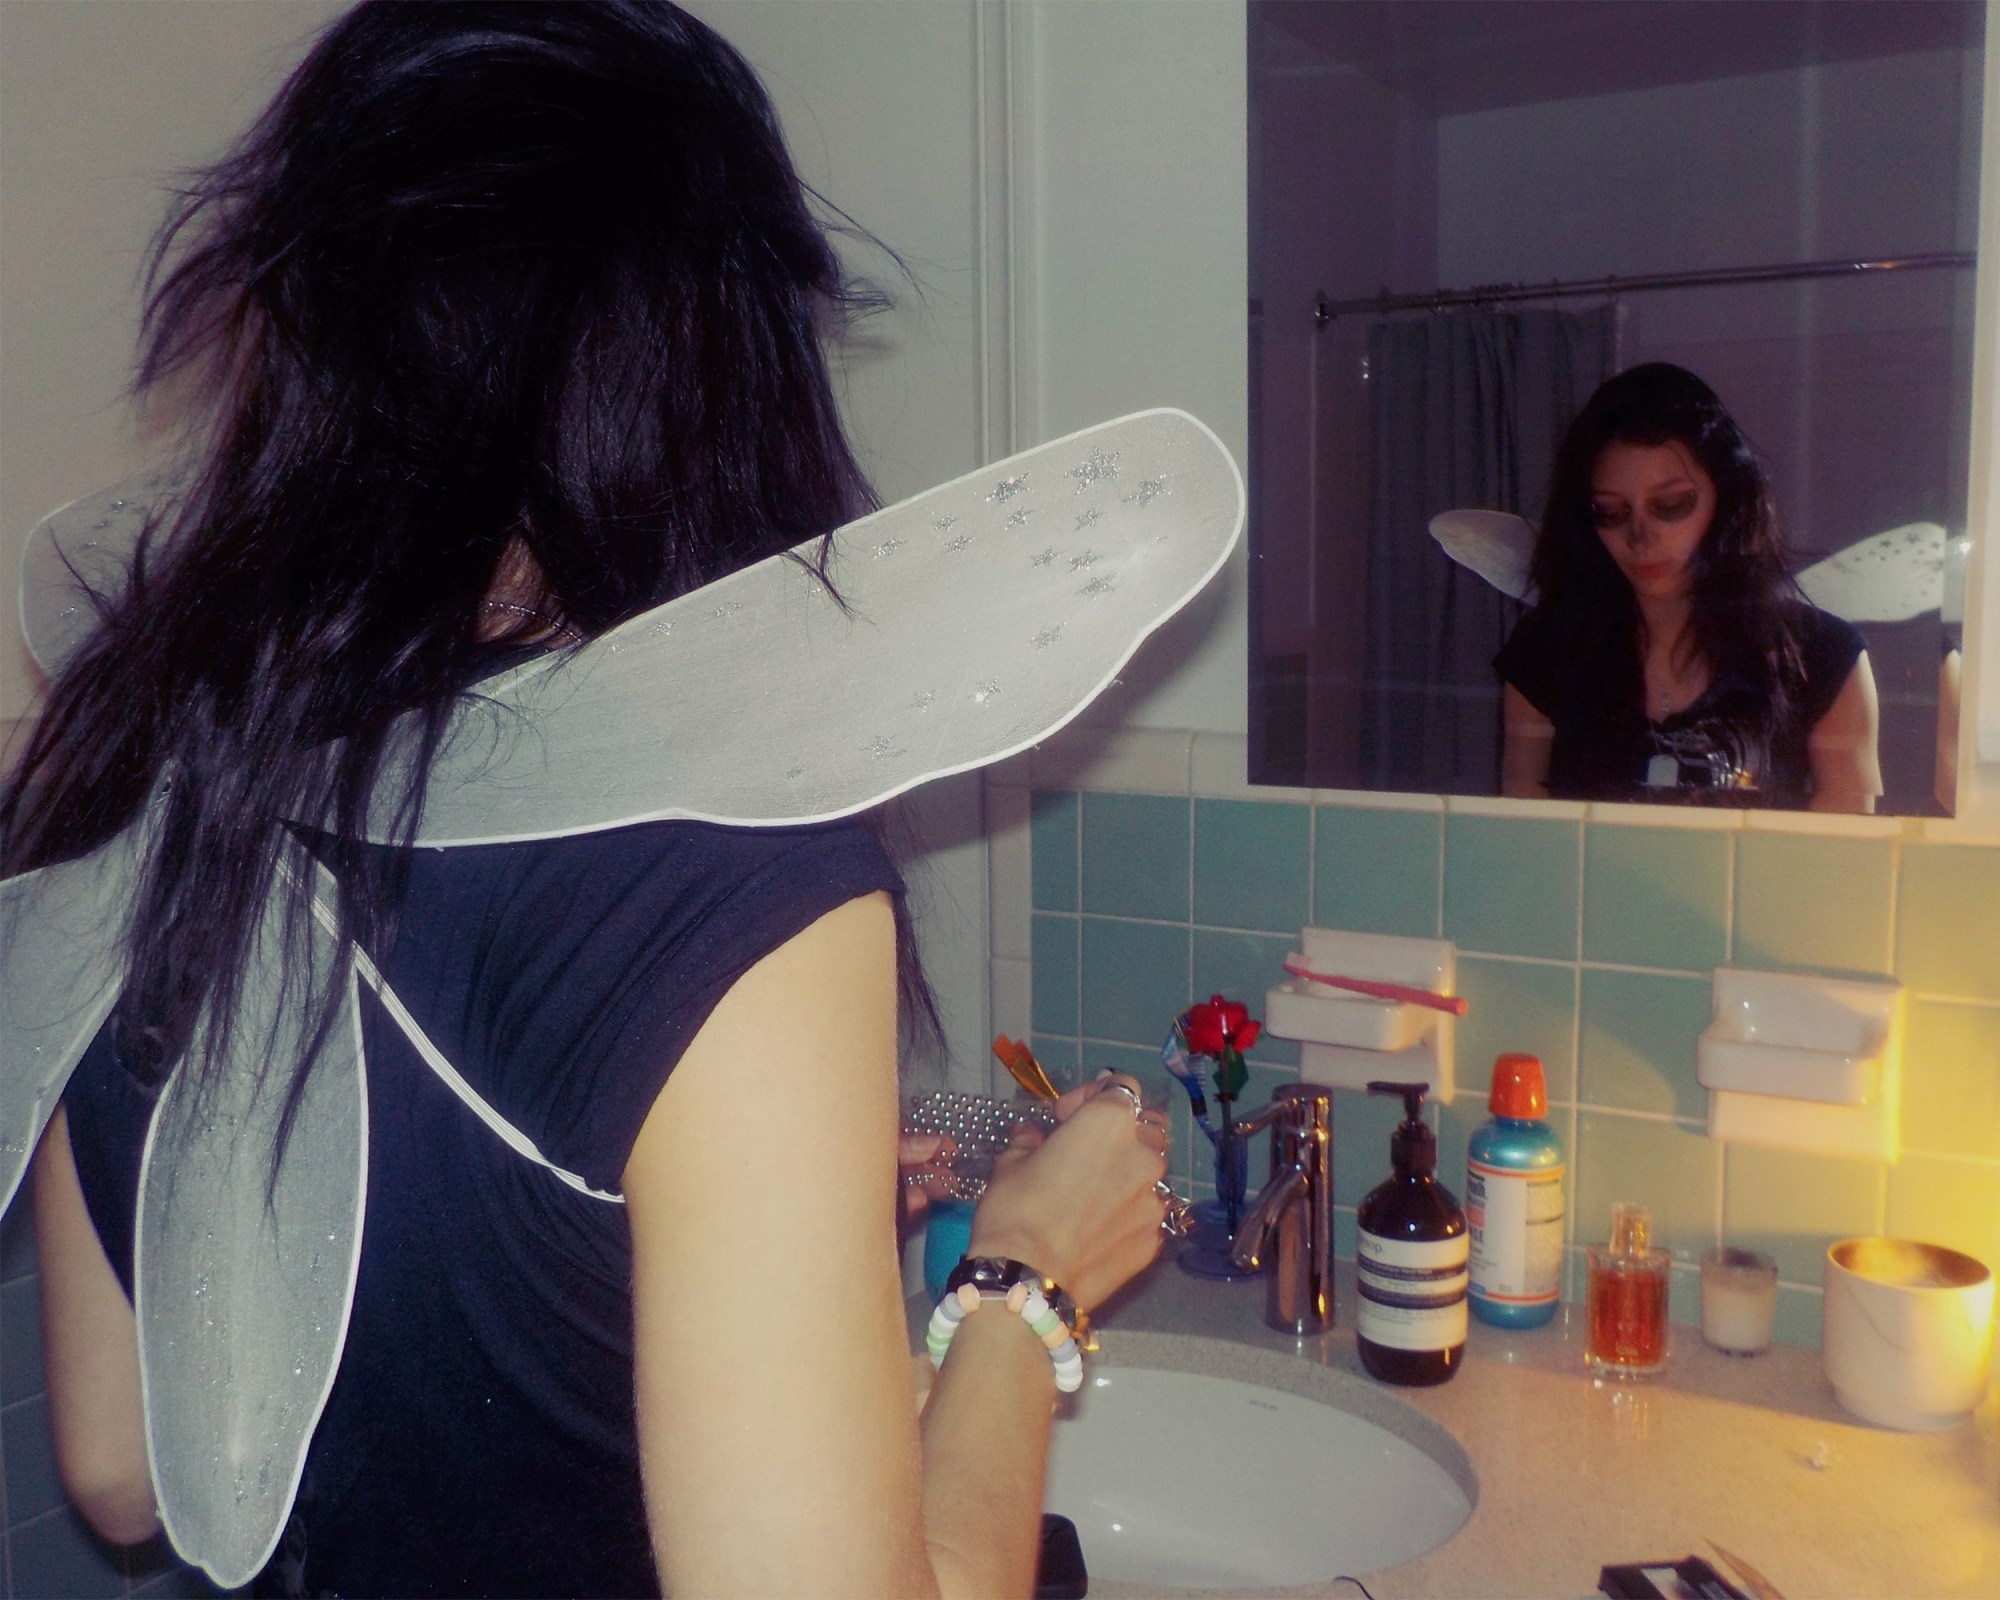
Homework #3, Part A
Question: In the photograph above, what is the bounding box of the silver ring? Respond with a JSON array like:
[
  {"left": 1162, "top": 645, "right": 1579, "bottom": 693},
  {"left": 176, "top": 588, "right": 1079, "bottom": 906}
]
[
  {"left": 1099, "top": 1080, "right": 1145, "bottom": 1117},
  {"left": 1156, "top": 1180, "right": 1195, "bottom": 1239}
]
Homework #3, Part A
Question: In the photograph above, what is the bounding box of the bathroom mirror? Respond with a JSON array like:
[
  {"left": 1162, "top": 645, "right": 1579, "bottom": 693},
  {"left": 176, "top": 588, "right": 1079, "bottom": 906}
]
[{"left": 1248, "top": 0, "right": 1986, "bottom": 814}]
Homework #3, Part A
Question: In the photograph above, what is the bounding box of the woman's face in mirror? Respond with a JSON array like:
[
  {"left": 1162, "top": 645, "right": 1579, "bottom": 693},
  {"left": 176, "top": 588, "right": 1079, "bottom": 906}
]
[{"left": 1590, "top": 439, "right": 1716, "bottom": 602}]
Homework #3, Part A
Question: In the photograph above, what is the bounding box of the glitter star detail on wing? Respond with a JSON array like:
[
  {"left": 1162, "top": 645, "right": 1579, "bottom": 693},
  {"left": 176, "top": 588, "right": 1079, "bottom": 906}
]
[
  {"left": 986, "top": 475, "right": 1029, "bottom": 504},
  {"left": 1068, "top": 449, "right": 1119, "bottom": 490}
]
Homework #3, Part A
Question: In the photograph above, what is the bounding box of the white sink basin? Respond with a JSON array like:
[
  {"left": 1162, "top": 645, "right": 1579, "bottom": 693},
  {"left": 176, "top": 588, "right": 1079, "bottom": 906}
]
[{"left": 1044, "top": 1355, "right": 1474, "bottom": 1590}]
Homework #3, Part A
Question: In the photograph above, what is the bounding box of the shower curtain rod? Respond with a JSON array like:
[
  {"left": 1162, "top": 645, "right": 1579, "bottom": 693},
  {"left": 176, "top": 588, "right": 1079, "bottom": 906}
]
[{"left": 1312, "top": 249, "right": 1975, "bottom": 328}]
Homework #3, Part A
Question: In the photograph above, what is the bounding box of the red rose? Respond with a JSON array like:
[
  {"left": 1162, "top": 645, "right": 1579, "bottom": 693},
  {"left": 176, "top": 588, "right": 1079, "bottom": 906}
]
[
  {"left": 1179, "top": 997, "right": 1229, "bottom": 1056},
  {"left": 1180, "top": 995, "right": 1260, "bottom": 1056}
]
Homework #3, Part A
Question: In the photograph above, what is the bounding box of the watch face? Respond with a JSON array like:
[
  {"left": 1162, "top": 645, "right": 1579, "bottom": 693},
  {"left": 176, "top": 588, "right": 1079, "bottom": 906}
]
[{"left": 943, "top": 1256, "right": 1074, "bottom": 1318}]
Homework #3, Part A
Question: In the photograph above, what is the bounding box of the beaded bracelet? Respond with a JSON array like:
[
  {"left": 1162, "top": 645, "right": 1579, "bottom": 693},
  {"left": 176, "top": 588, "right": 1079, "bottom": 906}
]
[{"left": 926, "top": 1260, "right": 1085, "bottom": 1393}]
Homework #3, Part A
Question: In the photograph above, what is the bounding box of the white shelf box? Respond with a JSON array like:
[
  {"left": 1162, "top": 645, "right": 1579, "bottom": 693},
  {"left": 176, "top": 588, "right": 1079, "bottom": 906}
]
[
  {"left": 1697, "top": 968, "right": 1906, "bottom": 1162},
  {"left": 1266, "top": 929, "right": 1456, "bottom": 1104}
]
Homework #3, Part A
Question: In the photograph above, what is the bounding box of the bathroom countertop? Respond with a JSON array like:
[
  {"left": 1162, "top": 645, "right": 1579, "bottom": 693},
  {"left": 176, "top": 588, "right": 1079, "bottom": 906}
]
[{"left": 917, "top": 1259, "right": 2000, "bottom": 1599}]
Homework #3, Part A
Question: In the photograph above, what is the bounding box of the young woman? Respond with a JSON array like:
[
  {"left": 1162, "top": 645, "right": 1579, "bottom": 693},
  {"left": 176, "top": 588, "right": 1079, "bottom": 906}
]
[
  {"left": 1496, "top": 362, "right": 1881, "bottom": 810},
  {"left": 4, "top": 5, "right": 1171, "bottom": 1593}
]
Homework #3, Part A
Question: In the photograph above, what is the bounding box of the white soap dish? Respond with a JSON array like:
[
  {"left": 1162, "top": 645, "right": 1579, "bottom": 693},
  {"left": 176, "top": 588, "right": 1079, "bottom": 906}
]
[
  {"left": 1697, "top": 968, "right": 1905, "bottom": 1161},
  {"left": 1267, "top": 929, "right": 1456, "bottom": 1103},
  {"left": 1265, "top": 974, "right": 1435, "bottom": 1052}
]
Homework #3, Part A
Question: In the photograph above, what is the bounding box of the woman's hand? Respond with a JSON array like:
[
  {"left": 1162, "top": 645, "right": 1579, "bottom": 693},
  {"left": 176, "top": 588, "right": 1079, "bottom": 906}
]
[
  {"left": 897, "top": 1132, "right": 956, "bottom": 1241},
  {"left": 965, "top": 1075, "right": 1168, "bottom": 1311}
]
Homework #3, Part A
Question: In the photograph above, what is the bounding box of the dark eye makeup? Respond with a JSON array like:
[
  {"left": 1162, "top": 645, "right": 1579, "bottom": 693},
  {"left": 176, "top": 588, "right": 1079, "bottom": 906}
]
[{"left": 1590, "top": 487, "right": 1701, "bottom": 529}]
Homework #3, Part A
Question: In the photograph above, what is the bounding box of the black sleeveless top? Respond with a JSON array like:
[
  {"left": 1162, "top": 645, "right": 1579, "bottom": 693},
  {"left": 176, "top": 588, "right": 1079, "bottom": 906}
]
[
  {"left": 1494, "top": 603, "right": 1864, "bottom": 805},
  {"left": 66, "top": 817, "right": 902, "bottom": 1597}
]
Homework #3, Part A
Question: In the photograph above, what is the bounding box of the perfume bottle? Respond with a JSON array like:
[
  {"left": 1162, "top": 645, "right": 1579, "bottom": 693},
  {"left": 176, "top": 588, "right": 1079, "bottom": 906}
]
[{"left": 1586, "top": 1202, "right": 1670, "bottom": 1378}]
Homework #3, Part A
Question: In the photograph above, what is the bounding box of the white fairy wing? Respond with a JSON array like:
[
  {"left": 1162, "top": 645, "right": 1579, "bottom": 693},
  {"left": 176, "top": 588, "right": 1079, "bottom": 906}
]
[
  {"left": 18, "top": 461, "right": 189, "bottom": 678},
  {"left": 380, "top": 408, "right": 1243, "bottom": 844},
  {"left": 1941, "top": 533, "right": 1972, "bottom": 630},
  {"left": 7, "top": 407, "right": 1244, "bottom": 1584},
  {"left": 1795, "top": 522, "right": 1949, "bottom": 623},
  {"left": 1428, "top": 509, "right": 1537, "bottom": 603},
  {"left": 0, "top": 823, "right": 146, "bottom": 1216},
  {"left": 136, "top": 842, "right": 365, "bottom": 1590}
]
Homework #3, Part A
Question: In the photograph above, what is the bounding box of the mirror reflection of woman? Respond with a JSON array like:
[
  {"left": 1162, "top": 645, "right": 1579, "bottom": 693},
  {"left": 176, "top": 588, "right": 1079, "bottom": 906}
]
[{"left": 1496, "top": 363, "right": 1882, "bottom": 811}]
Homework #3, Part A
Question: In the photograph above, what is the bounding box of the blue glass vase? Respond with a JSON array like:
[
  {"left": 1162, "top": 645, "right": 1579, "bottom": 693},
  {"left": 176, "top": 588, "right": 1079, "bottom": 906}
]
[{"left": 1177, "top": 1093, "right": 1260, "bottom": 1280}]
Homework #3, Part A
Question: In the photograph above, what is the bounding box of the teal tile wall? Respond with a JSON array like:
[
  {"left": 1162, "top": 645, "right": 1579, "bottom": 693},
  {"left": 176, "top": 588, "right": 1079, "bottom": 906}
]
[
  {"left": 1028, "top": 788, "right": 2000, "bottom": 1351},
  {"left": 1582, "top": 826, "right": 1729, "bottom": 971},
  {"left": 1313, "top": 807, "right": 1440, "bottom": 937},
  {"left": 1443, "top": 815, "right": 1581, "bottom": 960},
  {"left": 1082, "top": 793, "right": 1188, "bottom": 921},
  {"left": 1029, "top": 790, "right": 1079, "bottom": 913},
  {"left": 1194, "top": 800, "right": 1309, "bottom": 932},
  {"left": 1578, "top": 968, "right": 1711, "bottom": 1120},
  {"left": 1734, "top": 834, "right": 1895, "bottom": 977}
]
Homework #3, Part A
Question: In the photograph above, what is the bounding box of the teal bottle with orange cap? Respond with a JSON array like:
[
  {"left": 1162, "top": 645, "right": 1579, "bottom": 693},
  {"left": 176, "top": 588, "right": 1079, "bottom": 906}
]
[{"left": 1466, "top": 1053, "right": 1565, "bottom": 1329}]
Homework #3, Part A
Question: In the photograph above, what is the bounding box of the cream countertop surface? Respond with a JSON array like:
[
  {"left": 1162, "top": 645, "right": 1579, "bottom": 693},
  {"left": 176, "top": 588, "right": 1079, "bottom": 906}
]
[{"left": 915, "top": 1257, "right": 2000, "bottom": 1599}]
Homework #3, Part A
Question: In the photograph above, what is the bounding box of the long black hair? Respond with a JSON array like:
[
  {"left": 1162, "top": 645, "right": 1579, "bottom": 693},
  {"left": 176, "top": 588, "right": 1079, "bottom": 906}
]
[
  {"left": 1, "top": 1, "right": 889, "bottom": 1152},
  {"left": 1530, "top": 361, "right": 1805, "bottom": 746}
]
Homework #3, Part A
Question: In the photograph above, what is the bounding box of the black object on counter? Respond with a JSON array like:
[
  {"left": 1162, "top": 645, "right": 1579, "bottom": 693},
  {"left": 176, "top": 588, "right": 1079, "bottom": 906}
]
[
  {"left": 1599, "top": 1555, "right": 1749, "bottom": 1599},
  {"left": 1035, "top": 1513, "right": 1088, "bottom": 1599}
]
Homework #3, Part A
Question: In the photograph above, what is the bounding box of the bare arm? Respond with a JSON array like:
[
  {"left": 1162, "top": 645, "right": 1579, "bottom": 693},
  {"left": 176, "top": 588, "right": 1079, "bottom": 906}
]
[
  {"left": 624, "top": 892, "right": 1164, "bottom": 1598},
  {"left": 32, "top": 1105, "right": 159, "bottom": 1544},
  {"left": 1501, "top": 685, "right": 1554, "bottom": 799},
  {"left": 1807, "top": 653, "right": 1882, "bottom": 814}
]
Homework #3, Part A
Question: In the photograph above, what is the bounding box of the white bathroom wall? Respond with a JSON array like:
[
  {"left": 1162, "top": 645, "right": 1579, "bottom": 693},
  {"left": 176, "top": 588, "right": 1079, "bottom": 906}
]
[
  {"left": 663, "top": 0, "right": 1002, "bottom": 1092},
  {"left": 0, "top": 0, "right": 348, "bottom": 728},
  {"left": 1012, "top": 0, "right": 1250, "bottom": 737}
]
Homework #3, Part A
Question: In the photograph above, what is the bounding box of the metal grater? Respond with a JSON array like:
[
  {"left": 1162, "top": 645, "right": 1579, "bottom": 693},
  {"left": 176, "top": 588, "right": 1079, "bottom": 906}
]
[
  {"left": 902, "top": 1091, "right": 1057, "bottom": 1201},
  {"left": 901, "top": 1090, "right": 1194, "bottom": 1242}
]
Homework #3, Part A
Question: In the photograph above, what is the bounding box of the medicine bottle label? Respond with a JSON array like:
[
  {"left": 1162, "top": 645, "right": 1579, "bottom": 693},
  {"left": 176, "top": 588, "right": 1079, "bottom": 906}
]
[
  {"left": 1356, "top": 1231, "right": 1468, "bottom": 1351},
  {"left": 1466, "top": 1160, "right": 1564, "bottom": 1305}
]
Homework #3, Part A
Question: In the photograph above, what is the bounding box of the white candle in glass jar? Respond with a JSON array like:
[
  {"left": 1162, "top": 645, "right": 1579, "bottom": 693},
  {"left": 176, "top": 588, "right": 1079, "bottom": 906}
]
[{"left": 1701, "top": 1246, "right": 1778, "bottom": 1355}]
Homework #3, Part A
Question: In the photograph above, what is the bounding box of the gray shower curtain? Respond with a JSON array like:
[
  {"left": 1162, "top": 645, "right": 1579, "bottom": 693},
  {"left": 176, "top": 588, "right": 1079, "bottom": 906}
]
[{"left": 1359, "top": 306, "right": 1615, "bottom": 793}]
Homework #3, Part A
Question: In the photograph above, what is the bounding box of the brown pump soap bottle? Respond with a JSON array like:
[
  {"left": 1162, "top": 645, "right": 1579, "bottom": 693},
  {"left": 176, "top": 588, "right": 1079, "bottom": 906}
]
[{"left": 1356, "top": 1080, "right": 1469, "bottom": 1387}]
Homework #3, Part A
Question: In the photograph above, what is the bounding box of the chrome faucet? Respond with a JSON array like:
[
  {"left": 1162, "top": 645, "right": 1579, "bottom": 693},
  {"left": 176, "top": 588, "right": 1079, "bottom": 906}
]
[{"left": 1226, "top": 1083, "right": 1334, "bottom": 1335}]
